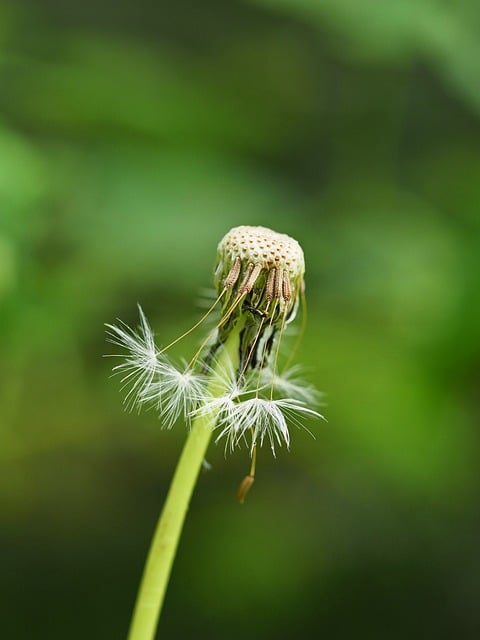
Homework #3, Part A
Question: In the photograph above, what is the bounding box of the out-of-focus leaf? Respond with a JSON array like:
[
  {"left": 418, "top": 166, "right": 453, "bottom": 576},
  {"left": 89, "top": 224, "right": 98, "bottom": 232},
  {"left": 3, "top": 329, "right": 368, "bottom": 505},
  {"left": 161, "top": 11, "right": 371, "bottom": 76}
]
[
  {"left": 2, "top": 33, "right": 319, "bottom": 152},
  {"left": 254, "top": 0, "right": 480, "bottom": 111},
  {"left": 0, "top": 124, "right": 49, "bottom": 220}
]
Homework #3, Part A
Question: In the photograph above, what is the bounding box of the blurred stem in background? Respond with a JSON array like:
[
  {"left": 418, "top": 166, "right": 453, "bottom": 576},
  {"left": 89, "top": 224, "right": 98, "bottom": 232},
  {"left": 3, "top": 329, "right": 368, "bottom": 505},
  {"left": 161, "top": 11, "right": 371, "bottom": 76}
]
[{"left": 127, "top": 326, "right": 241, "bottom": 640}]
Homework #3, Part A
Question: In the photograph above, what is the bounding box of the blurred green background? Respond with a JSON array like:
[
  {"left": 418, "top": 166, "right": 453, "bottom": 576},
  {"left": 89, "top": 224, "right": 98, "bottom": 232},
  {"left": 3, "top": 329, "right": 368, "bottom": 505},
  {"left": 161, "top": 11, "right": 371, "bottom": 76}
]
[{"left": 1, "top": 1, "right": 480, "bottom": 638}]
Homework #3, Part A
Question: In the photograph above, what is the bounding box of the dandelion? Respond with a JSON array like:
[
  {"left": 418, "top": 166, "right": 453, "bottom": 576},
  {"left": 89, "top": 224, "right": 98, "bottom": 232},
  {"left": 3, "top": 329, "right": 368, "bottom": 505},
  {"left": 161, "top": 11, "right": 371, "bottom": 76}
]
[{"left": 106, "top": 225, "right": 323, "bottom": 640}]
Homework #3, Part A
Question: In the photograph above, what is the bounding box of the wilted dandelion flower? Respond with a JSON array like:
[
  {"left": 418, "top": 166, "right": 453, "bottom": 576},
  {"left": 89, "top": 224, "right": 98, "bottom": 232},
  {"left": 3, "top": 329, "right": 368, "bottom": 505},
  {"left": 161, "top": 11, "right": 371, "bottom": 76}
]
[
  {"left": 107, "top": 225, "right": 323, "bottom": 460},
  {"left": 118, "top": 226, "right": 325, "bottom": 640},
  {"left": 213, "top": 225, "right": 305, "bottom": 371}
]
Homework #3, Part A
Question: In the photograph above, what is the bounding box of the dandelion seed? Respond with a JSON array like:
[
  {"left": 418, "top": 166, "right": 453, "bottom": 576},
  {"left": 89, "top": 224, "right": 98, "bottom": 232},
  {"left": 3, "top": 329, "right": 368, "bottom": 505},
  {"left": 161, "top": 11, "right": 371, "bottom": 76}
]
[
  {"left": 190, "top": 364, "right": 245, "bottom": 439},
  {"left": 141, "top": 359, "right": 207, "bottom": 429},
  {"left": 259, "top": 365, "right": 322, "bottom": 405},
  {"left": 237, "top": 474, "right": 255, "bottom": 504},
  {"left": 105, "top": 305, "right": 161, "bottom": 410},
  {"left": 216, "top": 397, "right": 322, "bottom": 455}
]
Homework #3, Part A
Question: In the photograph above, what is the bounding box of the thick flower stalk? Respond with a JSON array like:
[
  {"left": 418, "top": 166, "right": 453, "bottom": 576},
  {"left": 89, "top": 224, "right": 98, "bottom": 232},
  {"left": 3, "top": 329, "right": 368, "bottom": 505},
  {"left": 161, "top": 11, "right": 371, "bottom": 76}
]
[{"left": 106, "top": 225, "right": 323, "bottom": 640}]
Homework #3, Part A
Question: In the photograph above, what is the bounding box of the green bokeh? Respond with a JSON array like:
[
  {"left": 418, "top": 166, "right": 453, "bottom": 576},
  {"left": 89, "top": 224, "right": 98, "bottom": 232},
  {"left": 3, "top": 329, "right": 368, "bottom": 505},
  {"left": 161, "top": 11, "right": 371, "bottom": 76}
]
[{"left": 1, "top": 1, "right": 480, "bottom": 638}]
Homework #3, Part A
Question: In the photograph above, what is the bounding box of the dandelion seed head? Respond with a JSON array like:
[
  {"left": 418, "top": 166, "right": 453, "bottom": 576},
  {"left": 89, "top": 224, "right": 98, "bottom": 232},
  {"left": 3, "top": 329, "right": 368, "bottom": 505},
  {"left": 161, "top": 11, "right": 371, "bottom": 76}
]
[
  {"left": 215, "top": 225, "right": 304, "bottom": 313},
  {"left": 217, "top": 225, "right": 304, "bottom": 278},
  {"left": 212, "top": 226, "right": 306, "bottom": 375}
]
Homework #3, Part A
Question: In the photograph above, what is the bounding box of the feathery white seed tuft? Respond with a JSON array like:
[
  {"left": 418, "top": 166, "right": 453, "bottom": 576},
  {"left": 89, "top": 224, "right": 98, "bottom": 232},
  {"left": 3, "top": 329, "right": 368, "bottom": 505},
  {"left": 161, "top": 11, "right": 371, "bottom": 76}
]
[
  {"left": 215, "top": 396, "right": 323, "bottom": 455},
  {"left": 105, "top": 305, "right": 161, "bottom": 410},
  {"left": 141, "top": 360, "right": 206, "bottom": 429},
  {"left": 259, "top": 366, "right": 323, "bottom": 406}
]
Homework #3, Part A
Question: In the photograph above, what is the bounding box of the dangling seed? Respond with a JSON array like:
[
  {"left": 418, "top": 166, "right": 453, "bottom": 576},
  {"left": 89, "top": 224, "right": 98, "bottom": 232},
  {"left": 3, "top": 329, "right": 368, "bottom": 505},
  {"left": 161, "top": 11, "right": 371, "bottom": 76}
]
[{"left": 237, "top": 474, "right": 255, "bottom": 504}]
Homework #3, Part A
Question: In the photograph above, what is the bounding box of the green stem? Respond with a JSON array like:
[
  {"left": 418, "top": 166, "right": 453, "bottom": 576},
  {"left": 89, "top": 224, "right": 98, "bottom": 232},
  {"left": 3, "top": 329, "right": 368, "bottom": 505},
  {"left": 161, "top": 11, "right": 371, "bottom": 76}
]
[{"left": 127, "top": 328, "right": 241, "bottom": 640}]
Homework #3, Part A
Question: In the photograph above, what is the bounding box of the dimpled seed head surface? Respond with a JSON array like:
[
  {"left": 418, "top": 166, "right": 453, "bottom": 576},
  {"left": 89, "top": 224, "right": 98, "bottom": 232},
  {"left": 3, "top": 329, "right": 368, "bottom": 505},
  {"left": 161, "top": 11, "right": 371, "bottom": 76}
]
[{"left": 218, "top": 225, "right": 305, "bottom": 278}]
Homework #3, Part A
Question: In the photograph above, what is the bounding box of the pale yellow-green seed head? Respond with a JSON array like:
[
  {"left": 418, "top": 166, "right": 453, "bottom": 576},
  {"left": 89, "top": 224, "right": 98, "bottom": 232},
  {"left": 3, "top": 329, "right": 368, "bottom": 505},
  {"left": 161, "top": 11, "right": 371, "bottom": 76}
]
[
  {"left": 214, "top": 226, "right": 305, "bottom": 371},
  {"left": 217, "top": 225, "right": 304, "bottom": 279},
  {"left": 215, "top": 225, "right": 305, "bottom": 316}
]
